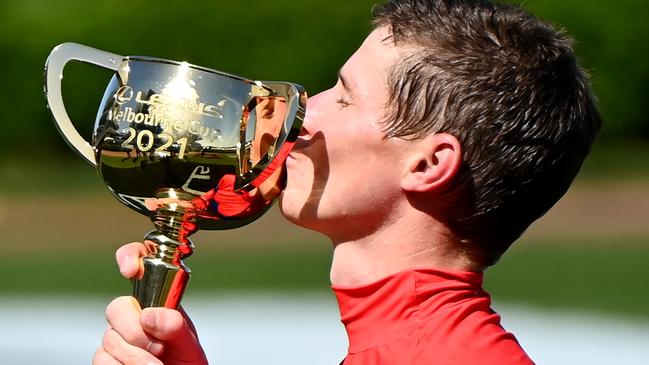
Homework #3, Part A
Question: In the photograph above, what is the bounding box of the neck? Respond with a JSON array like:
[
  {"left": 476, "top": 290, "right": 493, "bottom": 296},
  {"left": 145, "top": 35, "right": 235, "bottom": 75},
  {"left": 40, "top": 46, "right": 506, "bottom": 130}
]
[{"left": 329, "top": 211, "right": 482, "bottom": 287}]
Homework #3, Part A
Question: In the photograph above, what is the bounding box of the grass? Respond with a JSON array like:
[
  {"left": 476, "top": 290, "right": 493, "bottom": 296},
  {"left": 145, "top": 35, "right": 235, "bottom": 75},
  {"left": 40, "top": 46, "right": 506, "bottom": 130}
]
[
  {"left": 0, "top": 159, "right": 100, "bottom": 195},
  {"left": 2, "top": 238, "right": 648, "bottom": 319},
  {"left": 1, "top": 153, "right": 648, "bottom": 319},
  {"left": 486, "top": 238, "right": 649, "bottom": 318},
  {"left": 578, "top": 140, "right": 649, "bottom": 180},
  {"left": 0, "top": 245, "right": 332, "bottom": 296},
  {"left": 2, "top": 138, "right": 648, "bottom": 196}
]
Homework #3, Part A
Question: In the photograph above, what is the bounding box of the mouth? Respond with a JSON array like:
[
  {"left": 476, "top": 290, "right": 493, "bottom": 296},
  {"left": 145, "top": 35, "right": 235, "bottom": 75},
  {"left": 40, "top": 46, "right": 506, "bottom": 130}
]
[
  {"left": 286, "top": 138, "right": 307, "bottom": 162},
  {"left": 285, "top": 152, "right": 298, "bottom": 167}
]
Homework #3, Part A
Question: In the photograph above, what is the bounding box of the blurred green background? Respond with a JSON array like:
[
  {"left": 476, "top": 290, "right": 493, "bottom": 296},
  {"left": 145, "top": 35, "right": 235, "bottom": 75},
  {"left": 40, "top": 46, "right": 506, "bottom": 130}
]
[{"left": 0, "top": 0, "right": 647, "bottom": 320}]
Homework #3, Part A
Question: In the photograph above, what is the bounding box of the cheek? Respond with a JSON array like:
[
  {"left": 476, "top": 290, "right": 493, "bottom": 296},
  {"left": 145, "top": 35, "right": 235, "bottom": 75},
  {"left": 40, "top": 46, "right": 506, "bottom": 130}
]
[
  {"left": 330, "top": 162, "right": 397, "bottom": 207},
  {"left": 279, "top": 157, "right": 315, "bottom": 219},
  {"left": 283, "top": 159, "right": 310, "bottom": 195},
  {"left": 323, "top": 139, "right": 401, "bottom": 208}
]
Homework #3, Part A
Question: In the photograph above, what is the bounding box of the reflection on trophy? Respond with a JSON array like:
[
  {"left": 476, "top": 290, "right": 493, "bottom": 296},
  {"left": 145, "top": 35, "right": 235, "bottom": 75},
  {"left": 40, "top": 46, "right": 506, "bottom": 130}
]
[{"left": 44, "top": 43, "right": 306, "bottom": 308}]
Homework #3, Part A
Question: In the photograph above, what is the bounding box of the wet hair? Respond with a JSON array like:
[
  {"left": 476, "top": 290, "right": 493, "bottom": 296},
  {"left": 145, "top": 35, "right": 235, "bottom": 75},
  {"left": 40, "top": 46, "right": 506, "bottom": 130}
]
[{"left": 373, "top": 0, "right": 601, "bottom": 265}]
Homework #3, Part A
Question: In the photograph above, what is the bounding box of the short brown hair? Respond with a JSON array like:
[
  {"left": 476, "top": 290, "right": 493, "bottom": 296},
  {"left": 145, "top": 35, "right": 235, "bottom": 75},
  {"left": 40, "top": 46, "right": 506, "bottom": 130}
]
[{"left": 373, "top": 0, "right": 602, "bottom": 265}]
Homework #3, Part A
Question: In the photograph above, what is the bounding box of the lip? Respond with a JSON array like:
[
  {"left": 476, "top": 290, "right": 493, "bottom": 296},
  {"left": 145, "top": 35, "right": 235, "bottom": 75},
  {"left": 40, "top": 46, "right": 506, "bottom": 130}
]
[{"left": 285, "top": 152, "right": 297, "bottom": 166}]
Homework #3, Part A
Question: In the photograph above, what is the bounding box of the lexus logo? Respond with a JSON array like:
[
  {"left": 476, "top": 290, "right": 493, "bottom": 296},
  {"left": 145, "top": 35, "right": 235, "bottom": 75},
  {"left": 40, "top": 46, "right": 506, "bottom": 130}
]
[{"left": 114, "top": 86, "right": 134, "bottom": 105}]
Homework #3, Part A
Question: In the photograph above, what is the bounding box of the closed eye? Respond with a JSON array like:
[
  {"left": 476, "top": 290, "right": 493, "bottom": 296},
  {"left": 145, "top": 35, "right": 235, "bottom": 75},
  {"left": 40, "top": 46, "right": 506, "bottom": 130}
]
[{"left": 336, "top": 96, "right": 351, "bottom": 107}]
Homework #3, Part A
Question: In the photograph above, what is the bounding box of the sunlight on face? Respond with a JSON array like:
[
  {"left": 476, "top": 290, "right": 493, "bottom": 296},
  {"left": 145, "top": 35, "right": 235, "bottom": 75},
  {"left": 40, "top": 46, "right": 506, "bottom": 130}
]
[{"left": 280, "top": 27, "right": 408, "bottom": 241}]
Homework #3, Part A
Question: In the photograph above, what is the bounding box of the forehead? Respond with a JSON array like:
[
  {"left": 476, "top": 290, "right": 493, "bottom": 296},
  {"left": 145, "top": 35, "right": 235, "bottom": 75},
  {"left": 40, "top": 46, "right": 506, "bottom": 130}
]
[{"left": 341, "top": 27, "right": 400, "bottom": 91}]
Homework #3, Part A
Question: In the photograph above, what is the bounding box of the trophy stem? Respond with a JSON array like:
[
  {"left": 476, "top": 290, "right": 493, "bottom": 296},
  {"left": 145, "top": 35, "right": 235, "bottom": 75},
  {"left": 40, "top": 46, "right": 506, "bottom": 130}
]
[{"left": 134, "top": 192, "right": 198, "bottom": 309}]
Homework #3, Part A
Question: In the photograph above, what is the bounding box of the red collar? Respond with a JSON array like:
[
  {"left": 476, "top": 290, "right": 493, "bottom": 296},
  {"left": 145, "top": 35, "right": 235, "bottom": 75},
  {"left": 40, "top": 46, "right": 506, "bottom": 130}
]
[{"left": 331, "top": 268, "right": 484, "bottom": 353}]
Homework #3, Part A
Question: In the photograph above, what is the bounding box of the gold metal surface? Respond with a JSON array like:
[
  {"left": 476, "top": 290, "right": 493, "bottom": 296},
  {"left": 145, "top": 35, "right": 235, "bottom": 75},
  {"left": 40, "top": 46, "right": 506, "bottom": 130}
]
[{"left": 44, "top": 42, "right": 306, "bottom": 308}]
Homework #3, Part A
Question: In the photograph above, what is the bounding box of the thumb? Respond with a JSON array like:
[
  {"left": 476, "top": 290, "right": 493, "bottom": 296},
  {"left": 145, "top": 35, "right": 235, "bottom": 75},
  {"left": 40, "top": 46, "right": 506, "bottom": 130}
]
[
  {"left": 115, "top": 242, "right": 150, "bottom": 279},
  {"left": 140, "top": 308, "right": 207, "bottom": 363}
]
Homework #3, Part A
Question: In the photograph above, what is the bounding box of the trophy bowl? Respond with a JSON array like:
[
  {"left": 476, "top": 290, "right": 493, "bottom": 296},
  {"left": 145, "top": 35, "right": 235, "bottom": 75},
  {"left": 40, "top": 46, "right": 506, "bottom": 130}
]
[{"left": 44, "top": 43, "right": 306, "bottom": 308}]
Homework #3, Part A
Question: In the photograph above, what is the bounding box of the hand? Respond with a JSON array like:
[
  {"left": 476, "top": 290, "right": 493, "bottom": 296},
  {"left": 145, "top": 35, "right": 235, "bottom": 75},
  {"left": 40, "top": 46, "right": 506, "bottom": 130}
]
[{"left": 93, "top": 242, "right": 208, "bottom": 365}]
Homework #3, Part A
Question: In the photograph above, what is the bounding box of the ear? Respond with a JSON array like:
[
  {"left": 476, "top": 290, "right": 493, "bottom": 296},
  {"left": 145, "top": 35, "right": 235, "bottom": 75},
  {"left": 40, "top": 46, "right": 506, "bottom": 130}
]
[{"left": 400, "top": 133, "right": 462, "bottom": 193}]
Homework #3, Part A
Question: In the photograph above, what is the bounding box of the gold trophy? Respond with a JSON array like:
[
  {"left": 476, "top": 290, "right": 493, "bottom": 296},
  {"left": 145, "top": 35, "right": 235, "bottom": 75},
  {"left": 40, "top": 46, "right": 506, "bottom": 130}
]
[{"left": 44, "top": 43, "right": 305, "bottom": 308}]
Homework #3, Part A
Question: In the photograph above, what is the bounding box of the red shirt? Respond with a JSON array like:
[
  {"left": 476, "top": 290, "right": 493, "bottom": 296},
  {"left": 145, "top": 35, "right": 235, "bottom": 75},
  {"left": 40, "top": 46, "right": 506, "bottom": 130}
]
[{"left": 332, "top": 268, "right": 534, "bottom": 365}]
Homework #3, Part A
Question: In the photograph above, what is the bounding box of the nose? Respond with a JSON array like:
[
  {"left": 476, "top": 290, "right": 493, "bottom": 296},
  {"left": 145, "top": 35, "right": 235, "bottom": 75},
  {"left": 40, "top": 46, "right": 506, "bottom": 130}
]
[{"left": 301, "top": 92, "right": 322, "bottom": 137}]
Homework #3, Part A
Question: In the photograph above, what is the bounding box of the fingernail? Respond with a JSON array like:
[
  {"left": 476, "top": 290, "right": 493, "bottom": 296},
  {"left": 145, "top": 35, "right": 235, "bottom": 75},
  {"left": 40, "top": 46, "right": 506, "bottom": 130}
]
[
  {"left": 147, "top": 361, "right": 163, "bottom": 365},
  {"left": 148, "top": 341, "right": 165, "bottom": 356}
]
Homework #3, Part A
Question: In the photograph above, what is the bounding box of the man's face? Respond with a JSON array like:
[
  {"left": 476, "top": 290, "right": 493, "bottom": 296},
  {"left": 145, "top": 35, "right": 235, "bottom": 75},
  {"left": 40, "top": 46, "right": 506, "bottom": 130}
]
[{"left": 280, "top": 27, "right": 409, "bottom": 241}]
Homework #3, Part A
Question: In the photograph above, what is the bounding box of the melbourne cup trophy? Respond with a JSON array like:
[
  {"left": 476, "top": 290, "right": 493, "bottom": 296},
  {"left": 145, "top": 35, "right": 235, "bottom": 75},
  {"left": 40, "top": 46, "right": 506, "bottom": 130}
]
[{"left": 44, "top": 43, "right": 306, "bottom": 309}]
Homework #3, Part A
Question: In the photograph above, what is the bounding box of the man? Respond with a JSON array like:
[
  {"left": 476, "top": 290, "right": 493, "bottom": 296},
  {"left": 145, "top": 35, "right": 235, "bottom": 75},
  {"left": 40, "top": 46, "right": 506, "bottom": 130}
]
[{"left": 93, "top": 0, "right": 601, "bottom": 364}]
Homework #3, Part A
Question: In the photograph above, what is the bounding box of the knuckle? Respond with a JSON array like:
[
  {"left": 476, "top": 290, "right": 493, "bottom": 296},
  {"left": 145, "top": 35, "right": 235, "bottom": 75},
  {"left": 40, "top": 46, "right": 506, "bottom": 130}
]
[
  {"left": 101, "top": 329, "right": 120, "bottom": 354},
  {"left": 124, "top": 349, "right": 159, "bottom": 365},
  {"left": 118, "top": 326, "right": 148, "bottom": 347},
  {"left": 122, "top": 331, "right": 147, "bottom": 347},
  {"left": 102, "top": 325, "right": 148, "bottom": 354},
  {"left": 105, "top": 296, "right": 130, "bottom": 320},
  {"left": 122, "top": 241, "right": 143, "bottom": 254},
  {"left": 102, "top": 329, "right": 157, "bottom": 365},
  {"left": 92, "top": 347, "right": 105, "bottom": 365}
]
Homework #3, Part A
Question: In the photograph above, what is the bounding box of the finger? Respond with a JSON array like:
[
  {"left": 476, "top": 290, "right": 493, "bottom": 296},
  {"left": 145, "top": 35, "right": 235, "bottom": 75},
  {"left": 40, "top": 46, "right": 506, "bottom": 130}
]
[
  {"left": 141, "top": 307, "right": 207, "bottom": 362},
  {"left": 102, "top": 328, "right": 163, "bottom": 365},
  {"left": 179, "top": 305, "right": 200, "bottom": 337},
  {"left": 116, "top": 242, "right": 150, "bottom": 278},
  {"left": 105, "top": 296, "right": 164, "bottom": 355},
  {"left": 92, "top": 346, "right": 122, "bottom": 365},
  {"left": 140, "top": 307, "right": 188, "bottom": 341}
]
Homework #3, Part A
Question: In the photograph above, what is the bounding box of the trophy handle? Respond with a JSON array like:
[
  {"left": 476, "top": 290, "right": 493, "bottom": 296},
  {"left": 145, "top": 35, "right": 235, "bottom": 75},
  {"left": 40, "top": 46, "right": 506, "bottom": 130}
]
[{"left": 44, "top": 42, "right": 123, "bottom": 166}]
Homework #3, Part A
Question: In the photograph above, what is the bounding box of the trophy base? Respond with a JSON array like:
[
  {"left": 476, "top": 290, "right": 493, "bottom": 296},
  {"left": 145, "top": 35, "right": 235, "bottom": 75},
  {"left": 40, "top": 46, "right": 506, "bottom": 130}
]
[
  {"left": 133, "top": 191, "right": 197, "bottom": 309},
  {"left": 134, "top": 231, "right": 192, "bottom": 309}
]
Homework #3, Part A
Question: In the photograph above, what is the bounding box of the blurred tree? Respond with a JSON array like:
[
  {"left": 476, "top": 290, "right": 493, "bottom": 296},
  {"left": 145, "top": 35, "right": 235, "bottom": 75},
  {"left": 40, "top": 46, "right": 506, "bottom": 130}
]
[
  {"left": 0, "top": 0, "right": 376, "bottom": 159},
  {"left": 0, "top": 0, "right": 646, "bottom": 162},
  {"left": 504, "top": 0, "right": 649, "bottom": 141}
]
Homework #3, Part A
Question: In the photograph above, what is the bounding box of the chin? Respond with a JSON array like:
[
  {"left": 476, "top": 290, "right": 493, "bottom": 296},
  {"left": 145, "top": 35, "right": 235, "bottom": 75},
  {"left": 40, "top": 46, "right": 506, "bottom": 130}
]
[
  {"left": 277, "top": 191, "right": 304, "bottom": 224},
  {"left": 278, "top": 193, "right": 297, "bottom": 220},
  {"left": 278, "top": 191, "right": 322, "bottom": 231}
]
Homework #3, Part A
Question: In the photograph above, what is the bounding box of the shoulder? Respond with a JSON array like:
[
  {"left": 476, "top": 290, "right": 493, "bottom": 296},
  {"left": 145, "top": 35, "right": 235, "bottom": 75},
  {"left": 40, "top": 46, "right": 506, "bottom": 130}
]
[{"left": 414, "top": 302, "right": 534, "bottom": 365}]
